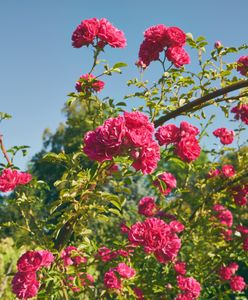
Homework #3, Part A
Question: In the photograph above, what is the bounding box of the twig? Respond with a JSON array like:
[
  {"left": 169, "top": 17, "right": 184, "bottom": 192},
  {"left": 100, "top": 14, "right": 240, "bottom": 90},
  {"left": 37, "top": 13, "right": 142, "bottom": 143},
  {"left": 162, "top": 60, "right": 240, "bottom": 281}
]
[
  {"left": 0, "top": 134, "right": 12, "bottom": 166},
  {"left": 154, "top": 79, "right": 248, "bottom": 127}
]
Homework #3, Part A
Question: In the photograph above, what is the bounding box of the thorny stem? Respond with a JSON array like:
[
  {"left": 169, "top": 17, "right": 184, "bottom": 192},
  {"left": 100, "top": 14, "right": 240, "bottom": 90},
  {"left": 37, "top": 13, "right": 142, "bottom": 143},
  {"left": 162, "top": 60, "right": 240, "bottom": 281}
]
[
  {"left": 154, "top": 79, "right": 248, "bottom": 128},
  {"left": 0, "top": 134, "right": 12, "bottom": 166}
]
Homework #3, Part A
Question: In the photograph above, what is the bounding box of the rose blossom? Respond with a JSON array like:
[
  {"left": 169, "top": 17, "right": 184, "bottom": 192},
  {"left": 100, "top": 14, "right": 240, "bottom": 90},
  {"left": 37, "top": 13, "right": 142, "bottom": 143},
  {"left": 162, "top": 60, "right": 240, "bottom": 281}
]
[
  {"left": 153, "top": 172, "right": 177, "bottom": 195},
  {"left": 120, "top": 223, "right": 130, "bottom": 234},
  {"left": 175, "top": 136, "right": 201, "bottom": 162},
  {"left": 0, "top": 168, "right": 19, "bottom": 192},
  {"left": 17, "top": 251, "right": 43, "bottom": 272},
  {"left": 38, "top": 250, "right": 54, "bottom": 268},
  {"left": 166, "top": 46, "right": 190, "bottom": 68},
  {"left": 232, "top": 185, "right": 248, "bottom": 206},
  {"left": 116, "top": 263, "right": 136, "bottom": 279},
  {"left": 72, "top": 18, "right": 99, "bottom": 48},
  {"left": 174, "top": 261, "right": 187, "bottom": 275},
  {"left": 12, "top": 272, "right": 40, "bottom": 300},
  {"left": 133, "top": 287, "right": 144, "bottom": 300},
  {"left": 61, "top": 246, "right": 87, "bottom": 267},
  {"left": 177, "top": 275, "right": 201, "bottom": 299},
  {"left": 207, "top": 168, "right": 220, "bottom": 178},
  {"left": 138, "top": 196, "right": 157, "bottom": 217},
  {"left": 97, "top": 247, "right": 117, "bottom": 262},
  {"left": 219, "top": 262, "right": 238, "bottom": 280},
  {"left": 75, "top": 73, "right": 104, "bottom": 93},
  {"left": 213, "top": 128, "right": 234, "bottom": 145},
  {"left": 179, "top": 122, "right": 200, "bottom": 138},
  {"left": 229, "top": 275, "right": 246, "bottom": 292},
  {"left": 221, "top": 165, "right": 235, "bottom": 177},
  {"left": 176, "top": 294, "right": 194, "bottom": 300},
  {"left": 138, "top": 39, "right": 163, "bottom": 67},
  {"left": 243, "top": 237, "right": 248, "bottom": 251},
  {"left": 231, "top": 104, "right": 248, "bottom": 125},
  {"left": 164, "top": 27, "right": 186, "bottom": 47},
  {"left": 104, "top": 270, "right": 122, "bottom": 290},
  {"left": 155, "top": 124, "right": 179, "bottom": 146},
  {"left": 213, "top": 204, "right": 233, "bottom": 227},
  {"left": 98, "top": 18, "right": 126, "bottom": 48},
  {"left": 169, "top": 220, "right": 185, "bottom": 233},
  {"left": 237, "top": 55, "right": 248, "bottom": 76}
]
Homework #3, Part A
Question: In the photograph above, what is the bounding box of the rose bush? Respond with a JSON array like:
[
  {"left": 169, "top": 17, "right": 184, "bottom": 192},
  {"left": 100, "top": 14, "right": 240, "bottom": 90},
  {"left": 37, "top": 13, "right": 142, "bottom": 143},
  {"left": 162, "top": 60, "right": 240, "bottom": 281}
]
[{"left": 0, "top": 18, "right": 248, "bottom": 299}]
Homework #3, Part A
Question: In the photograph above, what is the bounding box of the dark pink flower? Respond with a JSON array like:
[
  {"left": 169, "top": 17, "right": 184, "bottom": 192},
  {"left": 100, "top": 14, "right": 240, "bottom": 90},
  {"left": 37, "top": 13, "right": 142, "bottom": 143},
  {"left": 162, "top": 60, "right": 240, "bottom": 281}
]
[
  {"left": 138, "top": 39, "right": 163, "bottom": 67},
  {"left": 174, "top": 261, "right": 187, "bottom": 275},
  {"left": 179, "top": 122, "right": 199, "bottom": 138},
  {"left": 219, "top": 263, "right": 238, "bottom": 280},
  {"left": 104, "top": 270, "right": 122, "bottom": 290},
  {"left": 236, "top": 225, "right": 248, "bottom": 236},
  {"left": 133, "top": 287, "right": 144, "bottom": 300},
  {"left": 213, "top": 128, "right": 234, "bottom": 145},
  {"left": 0, "top": 169, "right": 19, "bottom": 192},
  {"left": 98, "top": 18, "right": 126, "bottom": 48},
  {"left": 61, "top": 246, "right": 87, "bottom": 267},
  {"left": 214, "top": 41, "right": 222, "bottom": 49},
  {"left": 169, "top": 221, "right": 185, "bottom": 233},
  {"left": 120, "top": 223, "right": 130, "bottom": 234},
  {"left": 243, "top": 237, "right": 248, "bottom": 251},
  {"left": 175, "top": 136, "right": 201, "bottom": 162},
  {"left": 213, "top": 204, "right": 233, "bottom": 227},
  {"left": 38, "top": 250, "right": 54, "bottom": 268},
  {"left": 221, "top": 165, "right": 235, "bottom": 177},
  {"left": 12, "top": 272, "right": 40, "bottom": 300},
  {"left": 222, "top": 229, "right": 233, "bottom": 241},
  {"left": 207, "top": 168, "right": 220, "bottom": 178},
  {"left": 153, "top": 172, "right": 177, "bottom": 195},
  {"left": 175, "top": 294, "right": 193, "bottom": 300},
  {"left": 17, "top": 172, "right": 32, "bottom": 185},
  {"left": 72, "top": 18, "right": 99, "bottom": 48},
  {"left": 83, "top": 116, "right": 126, "bottom": 162},
  {"left": 128, "top": 222, "right": 146, "bottom": 246},
  {"left": 116, "top": 263, "right": 136, "bottom": 279},
  {"left": 17, "top": 251, "right": 43, "bottom": 273},
  {"left": 237, "top": 56, "right": 248, "bottom": 76},
  {"left": 164, "top": 27, "right": 186, "bottom": 47},
  {"left": 155, "top": 124, "right": 179, "bottom": 146},
  {"left": 231, "top": 104, "right": 248, "bottom": 125},
  {"left": 229, "top": 275, "right": 246, "bottom": 292},
  {"left": 166, "top": 46, "right": 190, "bottom": 68},
  {"left": 75, "top": 73, "right": 104, "bottom": 93},
  {"left": 232, "top": 185, "right": 248, "bottom": 206},
  {"left": 177, "top": 275, "right": 201, "bottom": 299},
  {"left": 97, "top": 247, "right": 117, "bottom": 262},
  {"left": 132, "top": 140, "right": 160, "bottom": 174},
  {"left": 144, "top": 24, "right": 168, "bottom": 45},
  {"left": 138, "top": 196, "right": 157, "bottom": 217}
]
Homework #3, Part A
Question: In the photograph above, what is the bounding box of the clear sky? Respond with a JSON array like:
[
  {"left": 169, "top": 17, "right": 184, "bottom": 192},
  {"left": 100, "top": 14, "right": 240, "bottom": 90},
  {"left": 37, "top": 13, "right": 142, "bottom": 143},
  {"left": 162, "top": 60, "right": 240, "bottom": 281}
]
[{"left": 1, "top": 0, "right": 248, "bottom": 170}]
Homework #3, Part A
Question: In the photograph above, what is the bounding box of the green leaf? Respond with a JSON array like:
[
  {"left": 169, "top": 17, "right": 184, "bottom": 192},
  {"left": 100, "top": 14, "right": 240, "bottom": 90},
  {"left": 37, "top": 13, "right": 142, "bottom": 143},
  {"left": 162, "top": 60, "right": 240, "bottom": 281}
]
[{"left": 113, "top": 62, "right": 128, "bottom": 69}]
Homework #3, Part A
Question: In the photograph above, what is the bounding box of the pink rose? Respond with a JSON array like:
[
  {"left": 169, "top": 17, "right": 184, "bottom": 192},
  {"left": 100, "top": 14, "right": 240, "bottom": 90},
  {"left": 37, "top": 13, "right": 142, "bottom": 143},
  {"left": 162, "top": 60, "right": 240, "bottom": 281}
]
[
  {"left": 232, "top": 185, "right": 248, "bottom": 206},
  {"left": 175, "top": 136, "right": 201, "bottom": 162},
  {"left": 213, "top": 204, "right": 233, "bottom": 227},
  {"left": 221, "top": 165, "right": 235, "bottom": 177},
  {"left": 243, "top": 237, "right": 248, "bottom": 251},
  {"left": 61, "top": 246, "right": 87, "bottom": 267},
  {"left": 98, "top": 18, "right": 126, "bottom": 48},
  {"left": 231, "top": 104, "right": 248, "bottom": 125},
  {"left": 17, "top": 251, "right": 43, "bottom": 272},
  {"left": 213, "top": 128, "right": 234, "bottom": 145},
  {"left": 104, "top": 270, "right": 122, "bottom": 290},
  {"left": 153, "top": 172, "right": 177, "bottom": 195},
  {"left": 166, "top": 46, "right": 190, "bottom": 68},
  {"left": 12, "top": 272, "right": 40, "bottom": 300},
  {"left": 116, "top": 263, "right": 136, "bottom": 278},
  {"left": 169, "top": 220, "right": 185, "bottom": 233},
  {"left": 237, "top": 55, "right": 248, "bottom": 76},
  {"left": 179, "top": 122, "right": 200, "bottom": 138},
  {"left": 164, "top": 27, "right": 186, "bottom": 47},
  {"left": 144, "top": 24, "right": 168, "bottom": 45},
  {"left": 0, "top": 169, "right": 19, "bottom": 192},
  {"left": 128, "top": 222, "right": 146, "bottom": 246},
  {"left": 219, "top": 263, "right": 238, "bottom": 280},
  {"left": 72, "top": 18, "right": 99, "bottom": 48},
  {"left": 17, "top": 172, "right": 32, "bottom": 185},
  {"left": 75, "top": 73, "right": 104, "bottom": 93},
  {"left": 138, "top": 196, "right": 157, "bottom": 217},
  {"left": 120, "top": 223, "right": 130, "bottom": 234},
  {"left": 133, "top": 287, "right": 144, "bottom": 300},
  {"left": 177, "top": 275, "right": 201, "bottom": 299},
  {"left": 174, "top": 261, "right": 187, "bottom": 275},
  {"left": 155, "top": 124, "right": 179, "bottom": 146},
  {"left": 207, "top": 168, "right": 220, "bottom": 178},
  {"left": 229, "top": 275, "right": 246, "bottom": 292},
  {"left": 138, "top": 39, "right": 163, "bottom": 67},
  {"left": 97, "top": 247, "right": 117, "bottom": 262},
  {"left": 38, "top": 250, "right": 54, "bottom": 268}
]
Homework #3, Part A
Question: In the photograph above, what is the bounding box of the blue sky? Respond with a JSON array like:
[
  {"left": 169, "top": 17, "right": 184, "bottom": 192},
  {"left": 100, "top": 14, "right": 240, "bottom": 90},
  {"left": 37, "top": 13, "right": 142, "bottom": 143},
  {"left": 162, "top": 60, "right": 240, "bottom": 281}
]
[{"left": 0, "top": 0, "right": 248, "bottom": 170}]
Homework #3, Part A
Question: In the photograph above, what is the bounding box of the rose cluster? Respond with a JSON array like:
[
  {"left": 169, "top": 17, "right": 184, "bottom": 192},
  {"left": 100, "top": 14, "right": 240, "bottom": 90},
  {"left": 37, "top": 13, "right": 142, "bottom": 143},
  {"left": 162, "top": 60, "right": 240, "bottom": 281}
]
[
  {"left": 153, "top": 171, "right": 177, "bottom": 195},
  {"left": 236, "top": 225, "right": 248, "bottom": 251},
  {"left": 208, "top": 164, "right": 235, "bottom": 178},
  {"left": 236, "top": 55, "right": 248, "bottom": 76},
  {"left": 75, "top": 73, "right": 104, "bottom": 94},
  {"left": 176, "top": 275, "right": 201, "bottom": 299},
  {"left": 155, "top": 121, "right": 201, "bottom": 162},
  {"left": 212, "top": 204, "right": 233, "bottom": 228},
  {"left": 219, "top": 262, "right": 246, "bottom": 292},
  {"left": 61, "top": 246, "right": 87, "bottom": 267},
  {"left": 12, "top": 250, "right": 54, "bottom": 299},
  {"left": 97, "top": 246, "right": 133, "bottom": 262},
  {"left": 83, "top": 111, "right": 160, "bottom": 174},
  {"left": 137, "top": 24, "right": 190, "bottom": 68},
  {"left": 128, "top": 217, "right": 183, "bottom": 264},
  {"left": 72, "top": 18, "right": 126, "bottom": 49},
  {"left": 232, "top": 185, "right": 248, "bottom": 206},
  {"left": 104, "top": 262, "right": 136, "bottom": 290},
  {"left": 231, "top": 103, "right": 248, "bottom": 125},
  {"left": 213, "top": 127, "right": 234, "bottom": 145},
  {"left": 0, "top": 168, "right": 32, "bottom": 193}
]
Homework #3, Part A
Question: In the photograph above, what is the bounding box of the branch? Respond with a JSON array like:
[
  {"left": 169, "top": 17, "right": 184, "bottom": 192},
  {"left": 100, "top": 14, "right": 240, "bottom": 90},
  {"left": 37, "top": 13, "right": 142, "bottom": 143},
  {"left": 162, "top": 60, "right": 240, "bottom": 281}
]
[
  {"left": 0, "top": 134, "right": 12, "bottom": 166},
  {"left": 154, "top": 79, "right": 248, "bottom": 128}
]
